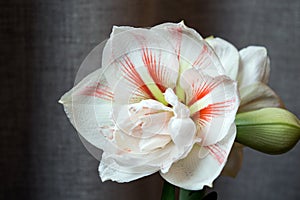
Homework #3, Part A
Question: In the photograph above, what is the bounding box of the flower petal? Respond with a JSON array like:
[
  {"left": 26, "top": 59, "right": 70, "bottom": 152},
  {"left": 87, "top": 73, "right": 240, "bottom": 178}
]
[
  {"left": 99, "top": 153, "right": 158, "bottom": 183},
  {"left": 221, "top": 142, "right": 244, "bottom": 177},
  {"left": 139, "top": 135, "right": 171, "bottom": 152},
  {"left": 111, "top": 25, "right": 134, "bottom": 36},
  {"left": 164, "top": 88, "right": 197, "bottom": 150},
  {"left": 102, "top": 27, "right": 179, "bottom": 99},
  {"left": 59, "top": 68, "right": 116, "bottom": 153},
  {"left": 151, "top": 21, "right": 225, "bottom": 77},
  {"left": 238, "top": 46, "right": 270, "bottom": 88},
  {"left": 152, "top": 21, "right": 203, "bottom": 44},
  {"left": 206, "top": 37, "right": 240, "bottom": 80},
  {"left": 238, "top": 82, "right": 284, "bottom": 113},
  {"left": 112, "top": 100, "right": 172, "bottom": 138},
  {"left": 160, "top": 123, "right": 236, "bottom": 190},
  {"left": 168, "top": 118, "right": 196, "bottom": 150},
  {"left": 99, "top": 139, "right": 188, "bottom": 182},
  {"left": 180, "top": 68, "right": 239, "bottom": 145}
]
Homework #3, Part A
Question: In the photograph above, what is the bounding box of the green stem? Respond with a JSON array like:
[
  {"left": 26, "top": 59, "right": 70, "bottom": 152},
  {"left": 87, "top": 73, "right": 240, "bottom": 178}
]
[
  {"left": 179, "top": 187, "right": 205, "bottom": 200},
  {"left": 161, "top": 180, "right": 207, "bottom": 200},
  {"left": 161, "top": 181, "right": 176, "bottom": 200}
]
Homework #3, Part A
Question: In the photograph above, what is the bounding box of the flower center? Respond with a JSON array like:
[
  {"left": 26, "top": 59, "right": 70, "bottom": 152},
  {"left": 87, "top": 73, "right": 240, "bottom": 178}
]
[
  {"left": 164, "top": 88, "right": 190, "bottom": 118},
  {"left": 164, "top": 88, "right": 197, "bottom": 148}
]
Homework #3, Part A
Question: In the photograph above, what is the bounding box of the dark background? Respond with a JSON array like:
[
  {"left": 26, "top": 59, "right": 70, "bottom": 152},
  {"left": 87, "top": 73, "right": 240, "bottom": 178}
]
[{"left": 1, "top": 0, "right": 299, "bottom": 199}]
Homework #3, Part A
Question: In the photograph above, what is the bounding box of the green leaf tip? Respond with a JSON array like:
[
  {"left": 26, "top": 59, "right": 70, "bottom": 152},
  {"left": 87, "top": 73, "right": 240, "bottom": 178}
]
[{"left": 235, "top": 108, "right": 300, "bottom": 154}]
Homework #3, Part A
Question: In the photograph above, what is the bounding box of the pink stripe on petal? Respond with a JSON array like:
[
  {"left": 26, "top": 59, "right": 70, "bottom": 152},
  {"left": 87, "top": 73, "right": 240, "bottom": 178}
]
[
  {"left": 188, "top": 77, "right": 224, "bottom": 106},
  {"left": 192, "top": 99, "right": 236, "bottom": 127},
  {"left": 192, "top": 44, "right": 209, "bottom": 67},
  {"left": 206, "top": 144, "right": 227, "bottom": 164},
  {"left": 131, "top": 33, "right": 147, "bottom": 46},
  {"left": 80, "top": 82, "right": 114, "bottom": 101},
  {"left": 142, "top": 48, "right": 167, "bottom": 92},
  {"left": 168, "top": 26, "right": 182, "bottom": 58},
  {"left": 119, "top": 55, "right": 154, "bottom": 99}
]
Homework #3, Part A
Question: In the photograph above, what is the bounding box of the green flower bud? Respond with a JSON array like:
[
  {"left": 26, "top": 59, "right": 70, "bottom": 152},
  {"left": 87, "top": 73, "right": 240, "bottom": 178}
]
[{"left": 235, "top": 108, "right": 300, "bottom": 154}]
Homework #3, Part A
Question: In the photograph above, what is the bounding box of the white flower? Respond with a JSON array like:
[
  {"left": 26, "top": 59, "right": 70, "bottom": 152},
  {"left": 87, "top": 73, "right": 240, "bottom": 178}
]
[
  {"left": 59, "top": 22, "right": 240, "bottom": 190},
  {"left": 206, "top": 37, "right": 284, "bottom": 177}
]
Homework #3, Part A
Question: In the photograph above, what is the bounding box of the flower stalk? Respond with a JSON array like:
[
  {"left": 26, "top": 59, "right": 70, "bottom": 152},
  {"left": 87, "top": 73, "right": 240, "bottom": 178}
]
[{"left": 161, "top": 181, "right": 218, "bottom": 200}]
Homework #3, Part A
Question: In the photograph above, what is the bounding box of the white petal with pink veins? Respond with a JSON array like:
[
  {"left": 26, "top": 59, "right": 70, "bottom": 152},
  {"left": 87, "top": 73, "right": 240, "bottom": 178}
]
[
  {"left": 179, "top": 68, "right": 239, "bottom": 145},
  {"left": 160, "top": 123, "right": 236, "bottom": 190},
  {"left": 152, "top": 21, "right": 203, "bottom": 45},
  {"left": 59, "top": 68, "right": 117, "bottom": 153},
  {"left": 180, "top": 68, "right": 237, "bottom": 107},
  {"left": 152, "top": 22, "right": 225, "bottom": 77},
  {"left": 102, "top": 28, "right": 179, "bottom": 95}
]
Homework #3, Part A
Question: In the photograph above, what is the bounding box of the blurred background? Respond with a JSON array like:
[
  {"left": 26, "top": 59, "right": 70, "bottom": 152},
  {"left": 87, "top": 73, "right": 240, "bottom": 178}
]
[{"left": 1, "top": 0, "right": 299, "bottom": 199}]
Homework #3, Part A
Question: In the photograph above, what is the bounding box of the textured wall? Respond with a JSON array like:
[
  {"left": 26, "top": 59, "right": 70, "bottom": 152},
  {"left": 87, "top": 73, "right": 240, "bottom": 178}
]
[{"left": 1, "top": 0, "right": 299, "bottom": 199}]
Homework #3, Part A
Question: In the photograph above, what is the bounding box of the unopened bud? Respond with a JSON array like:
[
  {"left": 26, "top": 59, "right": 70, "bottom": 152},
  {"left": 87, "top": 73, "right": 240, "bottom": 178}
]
[{"left": 235, "top": 108, "right": 300, "bottom": 154}]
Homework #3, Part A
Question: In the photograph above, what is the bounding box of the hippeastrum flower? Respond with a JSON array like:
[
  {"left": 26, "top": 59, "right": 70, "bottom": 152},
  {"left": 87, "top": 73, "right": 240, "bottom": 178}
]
[
  {"left": 206, "top": 37, "right": 284, "bottom": 177},
  {"left": 59, "top": 22, "right": 240, "bottom": 190}
]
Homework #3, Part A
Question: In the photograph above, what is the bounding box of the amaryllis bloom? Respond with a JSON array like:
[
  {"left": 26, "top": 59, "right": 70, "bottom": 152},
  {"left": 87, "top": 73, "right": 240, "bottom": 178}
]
[
  {"left": 206, "top": 37, "right": 284, "bottom": 176},
  {"left": 59, "top": 22, "right": 240, "bottom": 190}
]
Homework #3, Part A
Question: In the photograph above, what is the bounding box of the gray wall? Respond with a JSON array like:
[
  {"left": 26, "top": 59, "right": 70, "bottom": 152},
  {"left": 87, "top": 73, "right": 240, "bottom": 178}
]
[{"left": 1, "top": 0, "right": 299, "bottom": 199}]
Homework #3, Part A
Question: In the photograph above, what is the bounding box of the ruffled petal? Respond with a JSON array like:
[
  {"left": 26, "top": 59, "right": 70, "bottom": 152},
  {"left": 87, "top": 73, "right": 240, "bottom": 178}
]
[
  {"left": 238, "top": 82, "right": 284, "bottom": 113},
  {"left": 206, "top": 37, "right": 240, "bottom": 80},
  {"left": 168, "top": 117, "right": 196, "bottom": 153},
  {"left": 160, "top": 123, "right": 236, "bottom": 190},
  {"left": 151, "top": 21, "right": 225, "bottom": 77},
  {"left": 112, "top": 99, "right": 172, "bottom": 138},
  {"left": 139, "top": 135, "right": 171, "bottom": 152},
  {"left": 221, "top": 142, "right": 244, "bottom": 177},
  {"left": 99, "top": 138, "right": 189, "bottom": 182},
  {"left": 238, "top": 46, "right": 270, "bottom": 88},
  {"left": 164, "top": 88, "right": 197, "bottom": 163}
]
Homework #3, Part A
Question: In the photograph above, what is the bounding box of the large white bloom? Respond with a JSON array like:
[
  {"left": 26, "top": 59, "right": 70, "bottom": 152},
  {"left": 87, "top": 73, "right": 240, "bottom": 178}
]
[
  {"left": 59, "top": 22, "right": 240, "bottom": 190},
  {"left": 206, "top": 37, "right": 284, "bottom": 177}
]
